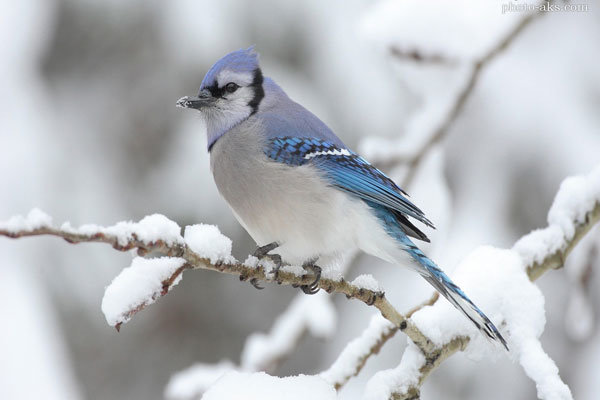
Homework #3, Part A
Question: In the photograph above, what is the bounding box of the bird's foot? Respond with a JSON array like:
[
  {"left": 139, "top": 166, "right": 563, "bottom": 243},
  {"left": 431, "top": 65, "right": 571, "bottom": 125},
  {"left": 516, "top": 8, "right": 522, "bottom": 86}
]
[
  {"left": 300, "top": 260, "right": 321, "bottom": 295},
  {"left": 253, "top": 242, "right": 283, "bottom": 283},
  {"left": 249, "top": 278, "right": 263, "bottom": 290},
  {"left": 253, "top": 242, "right": 279, "bottom": 259}
]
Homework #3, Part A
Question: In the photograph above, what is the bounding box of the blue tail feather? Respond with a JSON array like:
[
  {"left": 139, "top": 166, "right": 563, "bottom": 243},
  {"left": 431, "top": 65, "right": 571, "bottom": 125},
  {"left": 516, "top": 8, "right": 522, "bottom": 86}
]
[
  {"left": 406, "top": 246, "right": 508, "bottom": 350},
  {"left": 370, "top": 203, "right": 508, "bottom": 350}
]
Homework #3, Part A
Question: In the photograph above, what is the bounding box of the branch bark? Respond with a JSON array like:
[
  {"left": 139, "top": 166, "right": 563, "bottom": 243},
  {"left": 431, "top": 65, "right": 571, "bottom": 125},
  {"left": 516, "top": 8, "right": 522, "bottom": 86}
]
[{"left": 0, "top": 222, "right": 435, "bottom": 354}]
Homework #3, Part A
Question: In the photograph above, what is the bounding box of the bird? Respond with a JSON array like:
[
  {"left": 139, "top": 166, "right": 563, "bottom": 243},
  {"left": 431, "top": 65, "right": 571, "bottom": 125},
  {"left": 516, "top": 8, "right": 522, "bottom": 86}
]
[{"left": 176, "top": 47, "right": 507, "bottom": 349}]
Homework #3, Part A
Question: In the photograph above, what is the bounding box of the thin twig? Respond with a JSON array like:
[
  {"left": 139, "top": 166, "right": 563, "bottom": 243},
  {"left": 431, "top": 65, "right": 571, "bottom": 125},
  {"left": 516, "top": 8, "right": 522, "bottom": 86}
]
[{"left": 378, "top": 12, "right": 543, "bottom": 187}]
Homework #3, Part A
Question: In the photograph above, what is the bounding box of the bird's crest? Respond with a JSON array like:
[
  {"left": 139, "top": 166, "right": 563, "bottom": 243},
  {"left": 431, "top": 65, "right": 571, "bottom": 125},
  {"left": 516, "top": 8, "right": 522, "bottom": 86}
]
[{"left": 201, "top": 46, "right": 260, "bottom": 89}]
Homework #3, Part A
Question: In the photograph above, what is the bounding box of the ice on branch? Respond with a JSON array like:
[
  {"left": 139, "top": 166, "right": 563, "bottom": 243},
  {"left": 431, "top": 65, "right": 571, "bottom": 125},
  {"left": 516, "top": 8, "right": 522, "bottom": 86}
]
[
  {"left": 165, "top": 361, "right": 236, "bottom": 400},
  {"left": 184, "top": 224, "right": 234, "bottom": 264},
  {"left": 0, "top": 208, "right": 52, "bottom": 233},
  {"left": 514, "top": 164, "right": 600, "bottom": 268},
  {"left": 201, "top": 371, "right": 337, "bottom": 400},
  {"left": 101, "top": 256, "right": 186, "bottom": 328}
]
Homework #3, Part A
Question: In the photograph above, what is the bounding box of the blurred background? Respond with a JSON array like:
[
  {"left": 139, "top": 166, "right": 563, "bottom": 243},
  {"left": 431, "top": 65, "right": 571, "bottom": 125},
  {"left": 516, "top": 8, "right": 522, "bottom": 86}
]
[{"left": 1, "top": 0, "right": 599, "bottom": 399}]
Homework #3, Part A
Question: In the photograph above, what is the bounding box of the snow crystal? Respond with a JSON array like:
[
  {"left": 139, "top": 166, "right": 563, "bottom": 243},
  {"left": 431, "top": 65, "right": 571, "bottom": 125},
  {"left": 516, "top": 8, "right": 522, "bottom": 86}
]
[
  {"left": 165, "top": 360, "right": 236, "bottom": 400},
  {"left": 184, "top": 224, "right": 234, "bottom": 264},
  {"left": 363, "top": 341, "right": 425, "bottom": 400},
  {"left": 101, "top": 256, "right": 186, "bottom": 327},
  {"left": 201, "top": 371, "right": 336, "bottom": 400},
  {"left": 241, "top": 293, "right": 336, "bottom": 371},
  {"left": 320, "top": 314, "right": 394, "bottom": 385},
  {"left": 350, "top": 274, "right": 383, "bottom": 292},
  {"left": 0, "top": 208, "right": 52, "bottom": 233}
]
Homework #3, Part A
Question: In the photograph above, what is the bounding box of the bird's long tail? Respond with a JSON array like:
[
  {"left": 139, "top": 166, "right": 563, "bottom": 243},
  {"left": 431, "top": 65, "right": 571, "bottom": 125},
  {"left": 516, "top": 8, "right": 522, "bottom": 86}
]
[{"left": 405, "top": 245, "right": 508, "bottom": 350}]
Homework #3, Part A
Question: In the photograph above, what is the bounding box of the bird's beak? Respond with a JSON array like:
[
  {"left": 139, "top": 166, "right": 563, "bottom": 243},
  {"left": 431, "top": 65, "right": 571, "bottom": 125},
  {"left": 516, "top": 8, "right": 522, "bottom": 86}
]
[{"left": 176, "top": 89, "right": 214, "bottom": 110}]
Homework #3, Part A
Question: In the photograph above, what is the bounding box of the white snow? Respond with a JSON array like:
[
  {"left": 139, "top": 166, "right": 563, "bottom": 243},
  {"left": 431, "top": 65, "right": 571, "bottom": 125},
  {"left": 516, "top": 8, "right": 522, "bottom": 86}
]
[
  {"left": 360, "top": 0, "right": 526, "bottom": 62},
  {"left": 363, "top": 341, "right": 425, "bottom": 400},
  {"left": 60, "top": 213, "right": 184, "bottom": 247},
  {"left": 243, "top": 255, "right": 260, "bottom": 269},
  {"left": 279, "top": 264, "right": 307, "bottom": 277},
  {"left": 350, "top": 274, "right": 383, "bottom": 292},
  {"left": 406, "top": 245, "right": 572, "bottom": 399},
  {"left": 105, "top": 214, "right": 184, "bottom": 247},
  {"left": 320, "top": 314, "right": 395, "bottom": 386},
  {"left": 201, "top": 371, "right": 337, "bottom": 400},
  {"left": 184, "top": 224, "right": 234, "bottom": 264},
  {"left": 101, "top": 256, "right": 186, "bottom": 327},
  {"left": 514, "top": 164, "right": 600, "bottom": 267},
  {"left": 0, "top": 208, "right": 52, "bottom": 233},
  {"left": 241, "top": 292, "right": 336, "bottom": 371},
  {"left": 366, "top": 245, "right": 572, "bottom": 399},
  {"left": 165, "top": 360, "right": 236, "bottom": 400}
]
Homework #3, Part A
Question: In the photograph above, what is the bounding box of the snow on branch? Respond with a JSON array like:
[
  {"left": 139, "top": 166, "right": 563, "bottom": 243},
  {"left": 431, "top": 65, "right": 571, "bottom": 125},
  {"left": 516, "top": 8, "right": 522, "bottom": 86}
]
[
  {"left": 360, "top": 164, "right": 600, "bottom": 400},
  {"left": 360, "top": 9, "right": 543, "bottom": 187},
  {"left": 0, "top": 211, "right": 435, "bottom": 354},
  {"left": 1, "top": 165, "right": 597, "bottom": 399}
]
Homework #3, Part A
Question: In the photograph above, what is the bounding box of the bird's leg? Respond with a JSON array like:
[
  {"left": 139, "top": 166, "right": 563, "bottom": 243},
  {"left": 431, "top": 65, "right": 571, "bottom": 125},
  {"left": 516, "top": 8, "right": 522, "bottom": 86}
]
[
  {"left": 300, "top": 258, "right": 322, "bottom": 295},
  {"left": 252, "top": 242, "right": 283, "bottom": 283},
  {"left": 253, "top": 242, "right": 280, "bottom": 258}
]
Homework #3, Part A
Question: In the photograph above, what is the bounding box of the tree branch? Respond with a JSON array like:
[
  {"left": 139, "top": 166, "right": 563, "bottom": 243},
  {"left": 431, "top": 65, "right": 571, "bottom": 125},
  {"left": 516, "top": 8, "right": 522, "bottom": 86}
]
[
  {"left": 0, "top": 218, "right": 436, "bottom": 354},
  {"left": 325, "top": 11, "right": 546, "bottom": 389},
  {"left": 371, "top": 11, "right": 542, "bottom": 188},
  {"left": 386, "top": 199, "right": 600, "bottom": 400}
]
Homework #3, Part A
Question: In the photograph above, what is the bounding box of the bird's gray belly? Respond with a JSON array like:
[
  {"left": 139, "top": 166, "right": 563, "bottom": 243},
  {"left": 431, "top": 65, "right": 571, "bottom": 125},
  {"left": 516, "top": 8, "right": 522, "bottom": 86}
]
[{"left": 209, "top": 128, "right": 359, "bottom": 264}]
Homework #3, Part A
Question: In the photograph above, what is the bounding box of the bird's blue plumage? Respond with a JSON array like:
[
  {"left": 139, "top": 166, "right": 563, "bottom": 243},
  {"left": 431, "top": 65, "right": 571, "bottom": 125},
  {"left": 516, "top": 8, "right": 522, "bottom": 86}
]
[
  {"left": 369, "top": 202, "right": 508, "bottom": 349},
  {"left": 200, "top": 46, "right": 260, "bottom": 90},
  {"left": 181, "top": 48, "right": 508, "bottom": 349},
  {"left": 264, "top": 136, "right": 434, "bottom": 230}
]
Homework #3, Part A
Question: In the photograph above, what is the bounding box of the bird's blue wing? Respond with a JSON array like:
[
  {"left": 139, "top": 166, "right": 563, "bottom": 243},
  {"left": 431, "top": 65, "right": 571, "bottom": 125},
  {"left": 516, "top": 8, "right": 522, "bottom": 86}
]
[{"left": 265, "top": 137, "right": 434, "bottom": 229}]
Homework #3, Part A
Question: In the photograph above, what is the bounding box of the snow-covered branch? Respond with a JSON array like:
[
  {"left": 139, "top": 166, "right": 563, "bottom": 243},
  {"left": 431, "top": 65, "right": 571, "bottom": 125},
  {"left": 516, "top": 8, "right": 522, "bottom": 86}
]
[
  {"left": 1, "top": 164, "right": 597, "bottom": 400},
  {"left": 0, "top": 211, "right": 435, "bottom": 353},
  {"left": 362, "top": 165, "right": 600, "bottom": 400},
  {"left": 361, "top": 10, "right": 543, "bottom": 187}
]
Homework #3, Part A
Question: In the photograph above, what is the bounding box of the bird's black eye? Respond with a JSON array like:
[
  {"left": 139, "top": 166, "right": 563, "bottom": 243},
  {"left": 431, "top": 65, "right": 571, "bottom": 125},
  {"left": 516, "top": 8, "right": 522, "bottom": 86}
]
[{"left": 225, "top": 82, "right": 239, "bottom": 93}]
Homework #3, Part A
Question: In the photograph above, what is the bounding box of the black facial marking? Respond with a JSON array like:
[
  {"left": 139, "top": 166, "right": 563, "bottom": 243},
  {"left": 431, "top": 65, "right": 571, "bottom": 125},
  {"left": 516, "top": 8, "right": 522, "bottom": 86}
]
[
  {"left": 248, "top": 68, "right": 264, "bottom": 115},
  {"left": 206, "top": 81, "right": 224, "bottom": 98}
]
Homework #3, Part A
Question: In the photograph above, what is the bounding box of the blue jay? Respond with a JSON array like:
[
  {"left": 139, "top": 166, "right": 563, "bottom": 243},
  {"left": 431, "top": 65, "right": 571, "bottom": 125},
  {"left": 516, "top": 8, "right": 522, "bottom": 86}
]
[{"left": 177, "top": 47, "right": 507, "bottom": 349}]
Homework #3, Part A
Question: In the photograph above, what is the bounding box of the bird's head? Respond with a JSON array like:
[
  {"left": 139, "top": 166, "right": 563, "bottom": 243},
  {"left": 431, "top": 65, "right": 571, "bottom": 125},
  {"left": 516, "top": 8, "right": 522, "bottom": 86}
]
[{"left": 177, "top": 46, "right": 265, "bottom": 150}]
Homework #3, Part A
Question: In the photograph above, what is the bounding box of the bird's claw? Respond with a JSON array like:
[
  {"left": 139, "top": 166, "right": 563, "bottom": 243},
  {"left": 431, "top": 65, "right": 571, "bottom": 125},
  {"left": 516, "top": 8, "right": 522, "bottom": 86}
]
[
  {"left": 300, "top": 262, "right": 321, "bottom": 295},
  {"left": 253, "top": 242, "right": 279, "bottom": 259},
  {"left": 253, "top": 242, "right": 283, "bottom": 283},
  {"left": 250, "top": 278, "right": 263, "bottom": 290}
]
